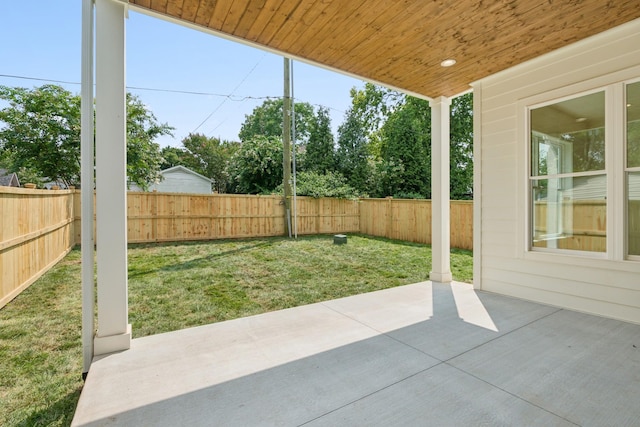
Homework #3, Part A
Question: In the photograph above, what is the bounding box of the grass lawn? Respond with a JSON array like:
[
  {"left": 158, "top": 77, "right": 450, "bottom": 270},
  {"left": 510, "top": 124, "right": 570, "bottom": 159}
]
[{"left": 0, "top": 234, "right": 472, "bottom": 426}]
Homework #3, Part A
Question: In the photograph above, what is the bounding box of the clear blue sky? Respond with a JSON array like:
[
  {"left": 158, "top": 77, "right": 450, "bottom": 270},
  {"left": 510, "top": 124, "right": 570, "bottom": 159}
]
[{"left": 0, "top": 1, "right": 366, "bottom": 148}]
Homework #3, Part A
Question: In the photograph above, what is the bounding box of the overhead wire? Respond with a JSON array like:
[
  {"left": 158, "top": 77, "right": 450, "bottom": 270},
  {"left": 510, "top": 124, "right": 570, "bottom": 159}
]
[
  {"left": 0, "top": 71, "right": 348, "bottom": 119},
  {"left": 191, "top": 53, "right": 266, "bottom": 134}
]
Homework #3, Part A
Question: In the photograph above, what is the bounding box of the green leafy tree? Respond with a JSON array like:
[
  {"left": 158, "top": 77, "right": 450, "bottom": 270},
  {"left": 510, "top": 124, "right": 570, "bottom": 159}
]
[
  {"left": 277, "top": 170, "right": 359, "bottom": 199},
  {"left": 126, "top": 93, "right": 173, "bottom": 189},
  {"left": 0, "top": 85, "right": 172, "bottom": 190},
  {"left": 0, "top": 85, "right": 81, "bottom": 187},
  {"left": 181, "top": 133, "right": 239, "bottom": 193},
  {"left": 336, "top": 108, "right": 371, "bottom": 194},
  {"left": 380, "top": 96, "right": 432, "bottom": 198},
  {"left": 160, "top": 146, "right": 193, "bottom": 170},
  {"left": 368, "top": 159, "right": 405, "bottom": 198},
  {"left": 450, "top": 93, "right": 474, "bottom": 199},
  {"left": 227, "top": 135, "right": 284, "bottom": 194},
  {"left": 238, "top": 98, "right": 315, "bottom": 144},
  {"left": 304, "top": 107, "right": 335, "bottom": 173}
]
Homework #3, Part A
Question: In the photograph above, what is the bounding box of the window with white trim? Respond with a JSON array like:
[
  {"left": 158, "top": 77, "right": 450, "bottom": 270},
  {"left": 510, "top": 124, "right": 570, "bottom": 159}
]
[
  {"left": 529, "top": 91, "right": 606, "bottom": 253},
  {"left": 627, "top": 81, "right": 640, "bottom": 257}
]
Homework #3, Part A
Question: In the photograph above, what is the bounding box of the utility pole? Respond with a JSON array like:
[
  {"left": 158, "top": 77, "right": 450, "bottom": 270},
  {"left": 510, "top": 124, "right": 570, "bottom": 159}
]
[{"left": 283, "top": 57, "right": 292, "bottom": 237}]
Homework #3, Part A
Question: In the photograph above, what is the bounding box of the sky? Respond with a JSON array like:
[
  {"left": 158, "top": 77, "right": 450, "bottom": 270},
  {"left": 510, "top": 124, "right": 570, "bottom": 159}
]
[{"left": 0, "top": 1, "right": 367, "bottom": 148}]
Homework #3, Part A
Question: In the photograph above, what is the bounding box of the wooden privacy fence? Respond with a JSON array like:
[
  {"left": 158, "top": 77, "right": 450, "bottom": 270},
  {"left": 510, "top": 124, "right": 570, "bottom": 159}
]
[
  {"left": 1, "top": 189, "right": 472, "bottom": 309},
  {"left": 359, "top": 199, "right": 473, "bottom": 250},
  {"left": 126, "top": 193, "right": 361, "bottom": 242},
  {"left": 1, "top": 187, "right": 76, "bottom": 309}
]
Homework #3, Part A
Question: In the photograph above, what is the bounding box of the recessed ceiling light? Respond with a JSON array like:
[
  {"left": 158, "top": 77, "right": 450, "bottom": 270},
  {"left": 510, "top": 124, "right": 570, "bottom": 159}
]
[
  {"left": 440, "top": 59, "right": 456, "bottom": 67},
  {"left": 627, "top": 103, "right": 632, "bottom": 108},
  {"left": 576, "top": 117, "right": 587, "bottom": 123}
]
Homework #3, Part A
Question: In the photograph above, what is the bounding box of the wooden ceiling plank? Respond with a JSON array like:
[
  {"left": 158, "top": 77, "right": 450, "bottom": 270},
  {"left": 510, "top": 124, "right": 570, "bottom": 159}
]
[
  {"left": 255, "top": 0, "right": 306, "bottom": 47},
  {"left": 176, "top": 0, "right": 201, "bottom": 22},
  {"left": 401, "top": 0, "right": 637, "bottom": 74},
  {"left": 149, "top": 0, "right": 170, "bottom": 14},
  {"left": 265, "top": 0, "right": 356, "bottom": 51},
  {"left": 228, "top": 0, "right": 265, "bottom": 37},
  {"left": 132, "top": 0, "right": 152, "bottom": 9},
  {"left": 127, "top": 0, "right": 640, "bottom": 99},
  {"left": 166, "top": 0, "right": 186, "bottom": 17},
  {"left": 340, "top": 0, "right": 617, "bottom": 91},
  {"left": 326, "top": 2, "right": 440, "bottom": 73},
  {"left": 205, "top": 0, "right": 233, "bottom": 29},
  {"left": 397, "top": 1, "right": 640, "bottom": 92},
  {"left": 266, "top": 0, "right": 332, "bottom": 50},
  {"left": 303, "top": 0, "right": 409, "bottom": 61},
  {"left": 293, "top": 1, "right": 390, "bottom": 60},
  {"left": 240, "top": 0, "right": 287, "bottom": 41}
]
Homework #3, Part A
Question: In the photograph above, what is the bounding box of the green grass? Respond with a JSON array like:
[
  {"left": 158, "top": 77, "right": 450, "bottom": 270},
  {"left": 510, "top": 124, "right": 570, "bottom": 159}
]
[{"left": 0, "top": 234, "right": 473, "bottom": 426}]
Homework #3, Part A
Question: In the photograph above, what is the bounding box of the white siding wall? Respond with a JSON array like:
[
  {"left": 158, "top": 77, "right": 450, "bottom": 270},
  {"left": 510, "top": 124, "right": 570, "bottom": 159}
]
[
  {"left": 150, "top": 169, "right": 212, "bottom": 194},
  {"left": 476, "top": 18, "right": 640, "bottom": 324}
]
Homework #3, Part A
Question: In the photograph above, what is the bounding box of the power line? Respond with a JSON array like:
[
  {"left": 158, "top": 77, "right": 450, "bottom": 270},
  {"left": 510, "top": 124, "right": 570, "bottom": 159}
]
[
  {"left": 192, "top": 53, "right": 266, "bottom": 133},
  {"left": 0, "top": 71, "right": 347, "bottom": 116},
  {"left": 0, "top": 72, "right": 275, "bottom": 101}
]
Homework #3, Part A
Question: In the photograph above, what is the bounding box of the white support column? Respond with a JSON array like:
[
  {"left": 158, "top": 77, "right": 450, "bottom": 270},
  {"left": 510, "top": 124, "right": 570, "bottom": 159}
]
[
  {"left": 81, "top": 0, "right": 95, "bottom": 374},
  {"left": 471, "top": 84, "right": 482, "bottom": 290},
  {"left": 430, "top": 96, "right": 453, "bottom": 284},
  {"left": 94, "top": 0, "right": 131, "bottom": 355}
]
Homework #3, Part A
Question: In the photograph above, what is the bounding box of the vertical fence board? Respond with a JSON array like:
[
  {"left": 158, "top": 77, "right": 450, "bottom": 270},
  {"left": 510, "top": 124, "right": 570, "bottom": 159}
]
[{"left": 0, "top": 188, "right": 76, "bottom": 309}]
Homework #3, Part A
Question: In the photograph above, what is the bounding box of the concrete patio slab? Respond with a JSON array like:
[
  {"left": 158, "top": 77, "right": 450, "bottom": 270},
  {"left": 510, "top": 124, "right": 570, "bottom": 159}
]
[
  {"left": 72, "top": 281, "right": 640, "bottom": 426},
  {"left": 305, "top": 363, "right": 576, "bottom": 427},
  {"left": 449, "top": 309, "right": 640, "bottom": 426}
]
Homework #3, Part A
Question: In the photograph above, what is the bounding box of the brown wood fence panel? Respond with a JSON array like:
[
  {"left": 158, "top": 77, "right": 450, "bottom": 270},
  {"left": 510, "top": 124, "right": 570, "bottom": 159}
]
[
  {"left": 359, "top": 198, "right": 472, "bottom": 250},
  {"left": 533, "top": 200, "right": 607, "bottom": 252},
  {"left": 451, "top": 201, "right": 473, "bottom": 251},
  {"left": 0, "top": 188, "right": 76, "bottom": 309},
  {"left": 294, "top": 197, "right": 360, "bottom": 235},
  {"left": 126, "top": 192, "right": 287, "bottom": 242}
]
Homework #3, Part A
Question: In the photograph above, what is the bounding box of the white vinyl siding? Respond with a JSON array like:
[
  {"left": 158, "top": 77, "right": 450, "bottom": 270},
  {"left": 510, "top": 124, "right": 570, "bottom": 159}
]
[{"left": 475, "top": 18, "right": 640, "bottom": 324}]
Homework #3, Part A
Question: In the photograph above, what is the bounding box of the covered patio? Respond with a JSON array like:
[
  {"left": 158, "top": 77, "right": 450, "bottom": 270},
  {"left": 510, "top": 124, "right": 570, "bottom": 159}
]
[
  {"left": 74, "top": 0, "right": 640, "bottom": 423},
  {"left": 72, "top": 281, "right": 640, "bottom": 425}
]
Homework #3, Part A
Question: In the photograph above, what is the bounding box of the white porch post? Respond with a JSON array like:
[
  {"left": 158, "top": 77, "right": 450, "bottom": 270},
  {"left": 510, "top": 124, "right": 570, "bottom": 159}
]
[
  {"left": 94, "top": 0, "right": 131, "bottom": 355},
  {"left": 81, "top": 0, "right": 95, "bottom": 375},
  {"left": 430, "top": 96, "right": 453, "bottom": 284}
]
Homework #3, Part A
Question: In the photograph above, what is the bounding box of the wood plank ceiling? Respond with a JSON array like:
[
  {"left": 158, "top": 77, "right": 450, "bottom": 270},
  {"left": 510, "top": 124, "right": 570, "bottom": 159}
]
[{"left": 128, "top": 0, "right": 640, "bottom": 98}]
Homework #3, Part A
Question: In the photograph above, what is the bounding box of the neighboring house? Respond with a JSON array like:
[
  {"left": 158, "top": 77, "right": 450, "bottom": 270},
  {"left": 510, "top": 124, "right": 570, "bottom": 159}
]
[
  {"left": 0, "top": 169, "right": 20, "bottom": 188},
  {"left": 130, "top": 165, "right": 212, "bottom": 194}
]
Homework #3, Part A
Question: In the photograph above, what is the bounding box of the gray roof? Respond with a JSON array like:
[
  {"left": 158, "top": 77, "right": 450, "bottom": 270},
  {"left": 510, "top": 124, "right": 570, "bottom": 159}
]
[{"left": 0, "top": 169, "right": 20, "bottom": 187}]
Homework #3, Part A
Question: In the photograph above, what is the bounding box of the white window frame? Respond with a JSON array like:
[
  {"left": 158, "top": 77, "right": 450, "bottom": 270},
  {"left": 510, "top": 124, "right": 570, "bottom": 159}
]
[
  {"left": 517, "top": 65, "right": 640, "bottom": 266},
  {"left": 625, "top": 78, "right": 640, "bottom": 261},
  {"left": 525, "top": 87, "right": 609, "bottom": 258}
]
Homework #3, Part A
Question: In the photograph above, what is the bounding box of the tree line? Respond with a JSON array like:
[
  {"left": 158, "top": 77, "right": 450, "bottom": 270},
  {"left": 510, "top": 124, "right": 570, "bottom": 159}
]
[{"left": 0, "top": 83, "right": 473, "bottom": 199}]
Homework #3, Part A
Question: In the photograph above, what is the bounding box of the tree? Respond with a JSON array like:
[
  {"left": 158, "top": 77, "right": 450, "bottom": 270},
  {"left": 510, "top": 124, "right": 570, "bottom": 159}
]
[
  {"left": 160, "top": 146, "right": 192, "bottom": 170},
  {"left": 238, "top": 98, "right": 315, "bottom": 144},
  {"left": 304, "top": 107, "right": 336, "bottom": 173},
  {"left": 125, "top": 93, "right": 173, "bottom": 189},
  {"left": 288, "top": 170, "right": 360, "bottom": 199},
  {"left": 0, "top": 85, "right": 81, "bottom": 187},
  {"left": 336, "top": 108, "right": 371, "bottom": 194},
  {"left": 450, "top": 93, "right": 474, "bottom": 199},
  {"left": 0, "top": 85, "right": 172, "bottom": 189},
  {"left": 181, "top": 133, "right": 238, "bottom": 193},
  {"left": 226, "top": 135, "right": 284, "bottom": 194},
  {"left": 379, "top": 96, "right": 432, "bottom": 198}
]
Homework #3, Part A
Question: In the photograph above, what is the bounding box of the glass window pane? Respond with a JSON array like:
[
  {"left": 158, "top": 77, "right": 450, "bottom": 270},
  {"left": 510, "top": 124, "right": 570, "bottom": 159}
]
[
  {"left": 627, "top": 82, "right": 640, "bottom": 168},
  {"left": 628, "top": 172, "right": 640, "bottom": 256},
  {"left": 531, "top": 91, "right": 605, "bottom": 175},
  {"left": 532, "top": 176, "right": 606, "bottom": 252}
]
